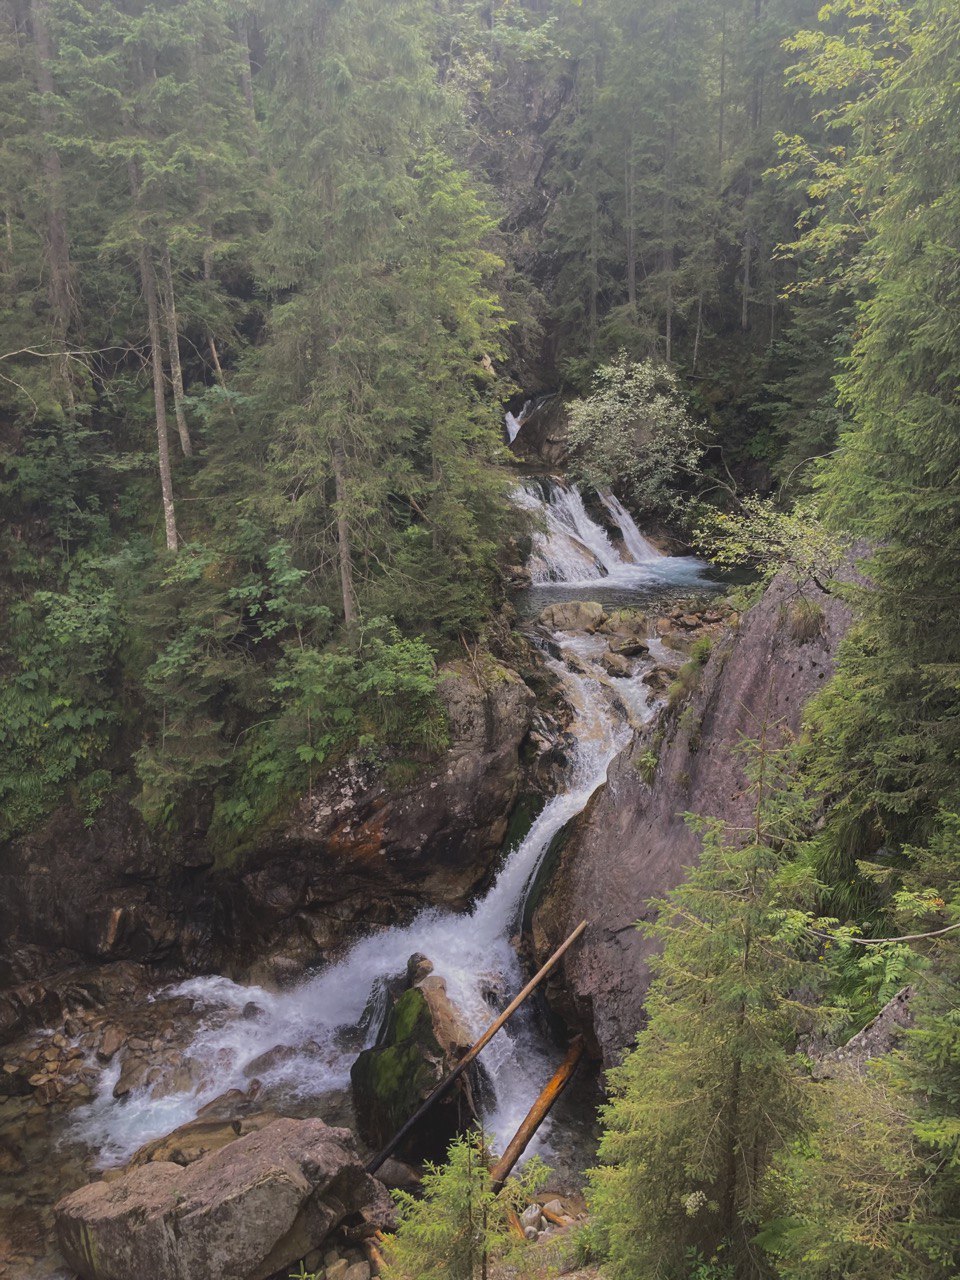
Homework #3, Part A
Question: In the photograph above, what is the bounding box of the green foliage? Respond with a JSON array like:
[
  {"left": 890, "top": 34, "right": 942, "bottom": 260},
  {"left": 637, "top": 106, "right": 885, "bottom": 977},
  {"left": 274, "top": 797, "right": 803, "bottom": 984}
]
[
  {"left": 382, "top": 1131, "right": 549, "bottom": 1280},
  {"left": 588, "top": 745, "right": 838, "bottom": 1280},
  {"left": 567, "top": 354, "right": 704, "bottom": 520},
  {"left": 0, "top": 560, "right": 122, "bottom": 839},
  {"left": 695, "top": 495, "right": 847, "bottom": 593}
]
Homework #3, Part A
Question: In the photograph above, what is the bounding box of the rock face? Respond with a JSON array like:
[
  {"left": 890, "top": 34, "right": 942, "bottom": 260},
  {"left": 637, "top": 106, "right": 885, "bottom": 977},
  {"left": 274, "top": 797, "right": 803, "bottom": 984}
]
[
  {"left": 508, "top": 395, "right": 568, "bottom": 467},
  {"left": 55, "top": 1117, "right": 394, "bottom": 1280},
  {"left": 0, "top": 659, "right": 535, "bottom": 1035},
  {"left": 532, "top": 574, "right": 854, "bottom": 1062},
  {"left": 351, "top": 962, "right": 477, "bottom": 1163},
  {"left": 812, "top": 987, "right": 915, "bottom": 1080}
]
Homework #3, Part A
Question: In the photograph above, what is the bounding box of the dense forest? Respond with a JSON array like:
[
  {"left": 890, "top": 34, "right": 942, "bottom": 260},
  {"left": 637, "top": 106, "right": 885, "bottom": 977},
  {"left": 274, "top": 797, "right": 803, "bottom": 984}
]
[{"left": 3, "top": 0, "right": 960, "bottom": 1277}]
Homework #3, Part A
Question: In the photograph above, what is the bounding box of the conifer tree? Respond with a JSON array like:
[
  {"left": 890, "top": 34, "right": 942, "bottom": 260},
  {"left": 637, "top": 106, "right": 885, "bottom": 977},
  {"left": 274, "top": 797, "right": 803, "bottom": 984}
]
[{"left": 589, "top": 747, "right": 830, "bottom": 1279}]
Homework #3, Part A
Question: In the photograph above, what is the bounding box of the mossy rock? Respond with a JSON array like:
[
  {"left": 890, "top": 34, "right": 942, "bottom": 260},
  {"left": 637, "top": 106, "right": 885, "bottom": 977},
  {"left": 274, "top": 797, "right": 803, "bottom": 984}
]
[{"left": 350, "top": 983, "right": 478, "bottom": 1164}]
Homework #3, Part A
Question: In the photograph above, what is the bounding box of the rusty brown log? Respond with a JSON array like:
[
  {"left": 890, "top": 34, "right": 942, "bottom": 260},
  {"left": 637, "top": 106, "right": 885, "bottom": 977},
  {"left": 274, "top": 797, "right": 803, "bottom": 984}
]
[
  {"left": 365, "top": 920, "right": 588, "bottom": 1174},
  {"left": 490, "top": 1037, "right": 586, "bottom": 1192},
  {"left": 506, "top": 1208, "right": 525, "bottom": 1241}
]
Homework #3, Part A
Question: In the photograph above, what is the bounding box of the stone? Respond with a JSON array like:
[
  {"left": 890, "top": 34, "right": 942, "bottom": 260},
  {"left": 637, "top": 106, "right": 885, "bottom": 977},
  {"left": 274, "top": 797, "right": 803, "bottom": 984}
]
[
  {"left": 521, "top": 1204, "right": 543, "bottom": 1231},
  {"left": 599, "top": 652, "right": 632, "bottom": 678},
  {"left": 598, "top": 609, "right": 647, "bottom": 639},
  {"left": 609, "top": 637, "right": 649, "bottom": 658},
  {"left": 375, "top": 1157, "right": 422, "bottom": 1192},
  {"left": 303, "top": 1249, "right": 323, "bottom": 1272},
  {"left": 96, "top": 1024, "right": 125, "bottom": 1063},
  {"left": 55, "top": 1117, "right": 395, "bottom": 1280},
  {"left": 538, "top": 601, "right": 607, "bottom": 634},
  {"left": 405, "top": 953, "right": 434, "bottom": 986},
  {"left": 327, "top": 1260, "right": 350, "bottom": 1280},
  {"left": 351, "top": 972, "right": 478, "bottom": 1164},
  {"left": 344, "top": 1263, "right": 371, "bottom": 1280},
  {"left": 128, "top": 1111, "right": 280, "bottom": 1168}
]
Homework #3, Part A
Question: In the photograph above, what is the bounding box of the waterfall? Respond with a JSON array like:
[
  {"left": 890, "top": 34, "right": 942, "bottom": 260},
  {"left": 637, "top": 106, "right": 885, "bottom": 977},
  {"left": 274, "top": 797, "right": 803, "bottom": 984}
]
[
  {"left": 72, "top": 652, "right": 633, "bottom": 1167},
  {"left": 597, "top": 491, "right": 662, "bottom": 565},
  {"left": 516, "top": 478, "right": 704, "bottom": 588},
  {"left": 70, "top": 478, "right": 707, "bottom": 1169}
]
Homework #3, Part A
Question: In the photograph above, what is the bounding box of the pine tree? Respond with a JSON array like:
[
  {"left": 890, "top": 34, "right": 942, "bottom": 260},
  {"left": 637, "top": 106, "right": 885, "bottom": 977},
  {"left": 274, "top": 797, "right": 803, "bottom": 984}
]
[{"left": 589, "top": 747, "right": 830, "bottom": 1279}]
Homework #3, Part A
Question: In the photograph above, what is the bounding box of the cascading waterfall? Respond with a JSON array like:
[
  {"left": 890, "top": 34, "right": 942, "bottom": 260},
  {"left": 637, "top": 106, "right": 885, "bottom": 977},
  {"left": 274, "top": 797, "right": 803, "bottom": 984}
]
[
  {"left": 517, "top": 478, "right": 705, "bottom": 588},
  {"left": 71, "top": 477, "right": 708, "bottom": 1170}
]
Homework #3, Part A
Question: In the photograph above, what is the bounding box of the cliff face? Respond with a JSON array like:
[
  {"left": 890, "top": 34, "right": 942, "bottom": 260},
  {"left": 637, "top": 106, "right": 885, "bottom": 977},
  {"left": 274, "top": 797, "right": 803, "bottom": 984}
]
[
  {"left": 0, "top": 660, "right": 536, "bottom": 1033},
  {"left": 532, "top": 575, "right": 854, "bottom": 1062}
]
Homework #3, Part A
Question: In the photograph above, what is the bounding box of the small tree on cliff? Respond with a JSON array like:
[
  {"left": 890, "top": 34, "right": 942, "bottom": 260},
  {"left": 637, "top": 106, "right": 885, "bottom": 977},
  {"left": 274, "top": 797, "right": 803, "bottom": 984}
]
[{"left": 588, "top": 743, "right": 834, "bottom": 1280}]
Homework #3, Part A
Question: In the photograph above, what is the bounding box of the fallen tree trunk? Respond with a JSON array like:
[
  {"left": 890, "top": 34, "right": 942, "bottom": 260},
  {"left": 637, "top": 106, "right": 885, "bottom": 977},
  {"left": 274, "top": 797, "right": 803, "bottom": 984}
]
[
  {"left": 365, "top": 920, "right": 588, "bottom": 1173},
  {"left": 490, "top": 1037, "right": 585, "bottom": 1192}
]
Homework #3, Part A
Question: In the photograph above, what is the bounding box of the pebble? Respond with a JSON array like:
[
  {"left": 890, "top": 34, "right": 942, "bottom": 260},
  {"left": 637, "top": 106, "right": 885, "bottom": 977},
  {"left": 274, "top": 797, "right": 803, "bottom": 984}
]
[
  {"left": 326, "top": 1260, "right": 350, "bottom": 1280},
  {"left": 344, "top": 1264, "right": 370, "bottom": 1280}
]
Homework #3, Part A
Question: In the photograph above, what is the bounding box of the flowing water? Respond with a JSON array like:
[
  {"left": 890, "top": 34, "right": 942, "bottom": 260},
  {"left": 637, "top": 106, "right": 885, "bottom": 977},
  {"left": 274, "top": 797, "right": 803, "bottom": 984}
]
[
  {"left": 66, "top": 479, "right": 712, "bottom": 1171},
  {"left": 0, "top": 480, "right": 719, "bottom": 1278}
]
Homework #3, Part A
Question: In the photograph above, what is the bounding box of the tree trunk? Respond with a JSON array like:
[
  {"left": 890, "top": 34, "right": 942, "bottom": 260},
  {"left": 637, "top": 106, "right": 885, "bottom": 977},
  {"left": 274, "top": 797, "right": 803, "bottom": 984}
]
[
  {"left": 331, "top": 436, "right": 357, "bottom": 629},
  {"left": 741, "top": 228, "right": 751, "bottom": 331},
  {"left": 160, "top": 245, "right": 193, "bottom": 456},
  {"left": 625, "top": 145, "right": 637, "bottom": 313},
  {"left": 129, "top": 160, "right": 177, "bottom": 552},
  {"left": 29, "top": 0, "right": 74, "bottom": 407},
  {"left": 142, "top": 248, "right": 178, "bottom": 553},
  {"left": 718, "top": 2, "right": 727, "bottom": 165}
]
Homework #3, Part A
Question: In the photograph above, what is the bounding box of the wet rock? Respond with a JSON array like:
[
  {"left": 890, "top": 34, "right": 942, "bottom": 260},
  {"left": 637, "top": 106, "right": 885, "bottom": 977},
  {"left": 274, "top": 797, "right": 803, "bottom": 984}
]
[
  {"left": 129, "top": 1110, "right": 280, "bottom": 1168},
  {"left": 598, "top": 652, "right": 633, "bottom": 678},
  {"left": 97, "top": 1025, "right": 125, "bottom": 1063},
  {"left": 55, "top": 1117, "right": 394, "bottom": 1280},
  {"left": 609, "top": 637, "right": 649, "bottom": 658},
  {"left": 405, "top": 953, "right": 434, "bottom": 986},
  {"left": 351, "top": 971, "right": 477, "bottom": 1164},
  {"left": 598, "top": 609, "right": 647, "bottom": 639},
  {"left": 538, "top": 601, "right": 607, "bottom": 634},
  {"left": 0, "top": 1134, "right": 26, "bottom": 1176},
  {"left": 533, "top": 569, "right": 856, "bottom": 1061}
]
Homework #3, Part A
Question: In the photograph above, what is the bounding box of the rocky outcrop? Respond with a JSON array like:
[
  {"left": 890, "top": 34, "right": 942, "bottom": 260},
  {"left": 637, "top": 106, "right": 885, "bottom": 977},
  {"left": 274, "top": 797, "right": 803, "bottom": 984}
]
[
  {"left": 508, "top": 395, "right": 568, "bottom": 467},
  {"left": 351, "top": 958, "right": 478, "bottom": 1164},
  {"left": 812, "top": 986, "right": 915, "bottom": 1079},
  {"left": 532, "top": 574, "right": 854, "bottom": 1062},
  {"left": 55, "top": 1117, "right": 394, "bottom": 1280},
  {"left": 0, "top": 659, "right": 536, "bottom": 1031}
]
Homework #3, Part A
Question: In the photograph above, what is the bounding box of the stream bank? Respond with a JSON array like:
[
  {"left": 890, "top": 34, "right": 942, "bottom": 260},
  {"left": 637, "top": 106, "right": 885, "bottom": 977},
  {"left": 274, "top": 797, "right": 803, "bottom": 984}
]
[{"left": 2, "top": 479, "right": 744, "bottom": 1278}]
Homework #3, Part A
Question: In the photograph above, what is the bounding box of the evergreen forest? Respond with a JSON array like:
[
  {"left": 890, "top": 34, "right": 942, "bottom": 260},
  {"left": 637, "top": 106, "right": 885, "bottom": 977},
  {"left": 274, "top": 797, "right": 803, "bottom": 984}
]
[{"left": 3, "top": 1, "right": 960, "bottom": 1278}]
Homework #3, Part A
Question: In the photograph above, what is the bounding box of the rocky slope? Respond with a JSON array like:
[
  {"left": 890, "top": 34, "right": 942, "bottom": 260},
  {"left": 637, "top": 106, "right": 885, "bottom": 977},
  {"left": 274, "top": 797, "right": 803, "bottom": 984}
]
[
  {"left": 532, "top": 574, "right": 854, "bottom": 1061},
  {"left": 0, "top": 658, "right": 539, "bottom": 1041}
]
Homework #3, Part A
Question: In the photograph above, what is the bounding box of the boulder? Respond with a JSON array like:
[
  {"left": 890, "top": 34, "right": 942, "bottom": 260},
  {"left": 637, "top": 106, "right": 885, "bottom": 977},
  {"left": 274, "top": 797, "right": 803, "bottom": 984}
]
[
  {"left": 598, "top": 609, "right": 647, "bottom": 639},
  {"left": 55, "top": 1117, "right": 394, "bottom": 1280},
  {"left": 598, "top": 652, "right": 633, "bottom": 678},
  {"left": 128, "top": 1111, "right": 280, "bottom": 1169},
  {"left": 351, "top": 967, "right": 477, "bottom": 1164},
  {"left": 538, "top": 601, "right": 607, "bottom": 634},
  {"left": 609, "top": 637, "right": 649, "bottom": 658}
]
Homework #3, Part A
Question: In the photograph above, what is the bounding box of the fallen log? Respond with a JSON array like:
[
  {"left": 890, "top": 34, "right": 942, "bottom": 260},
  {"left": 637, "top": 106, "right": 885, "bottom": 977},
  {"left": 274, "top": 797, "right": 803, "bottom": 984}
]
[
  {"left": 365, "top": 920, "right": 588, "bottom": 1173},
  {"left": 490, "top": 1036, "right": 585, "bottom": 1192}
]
